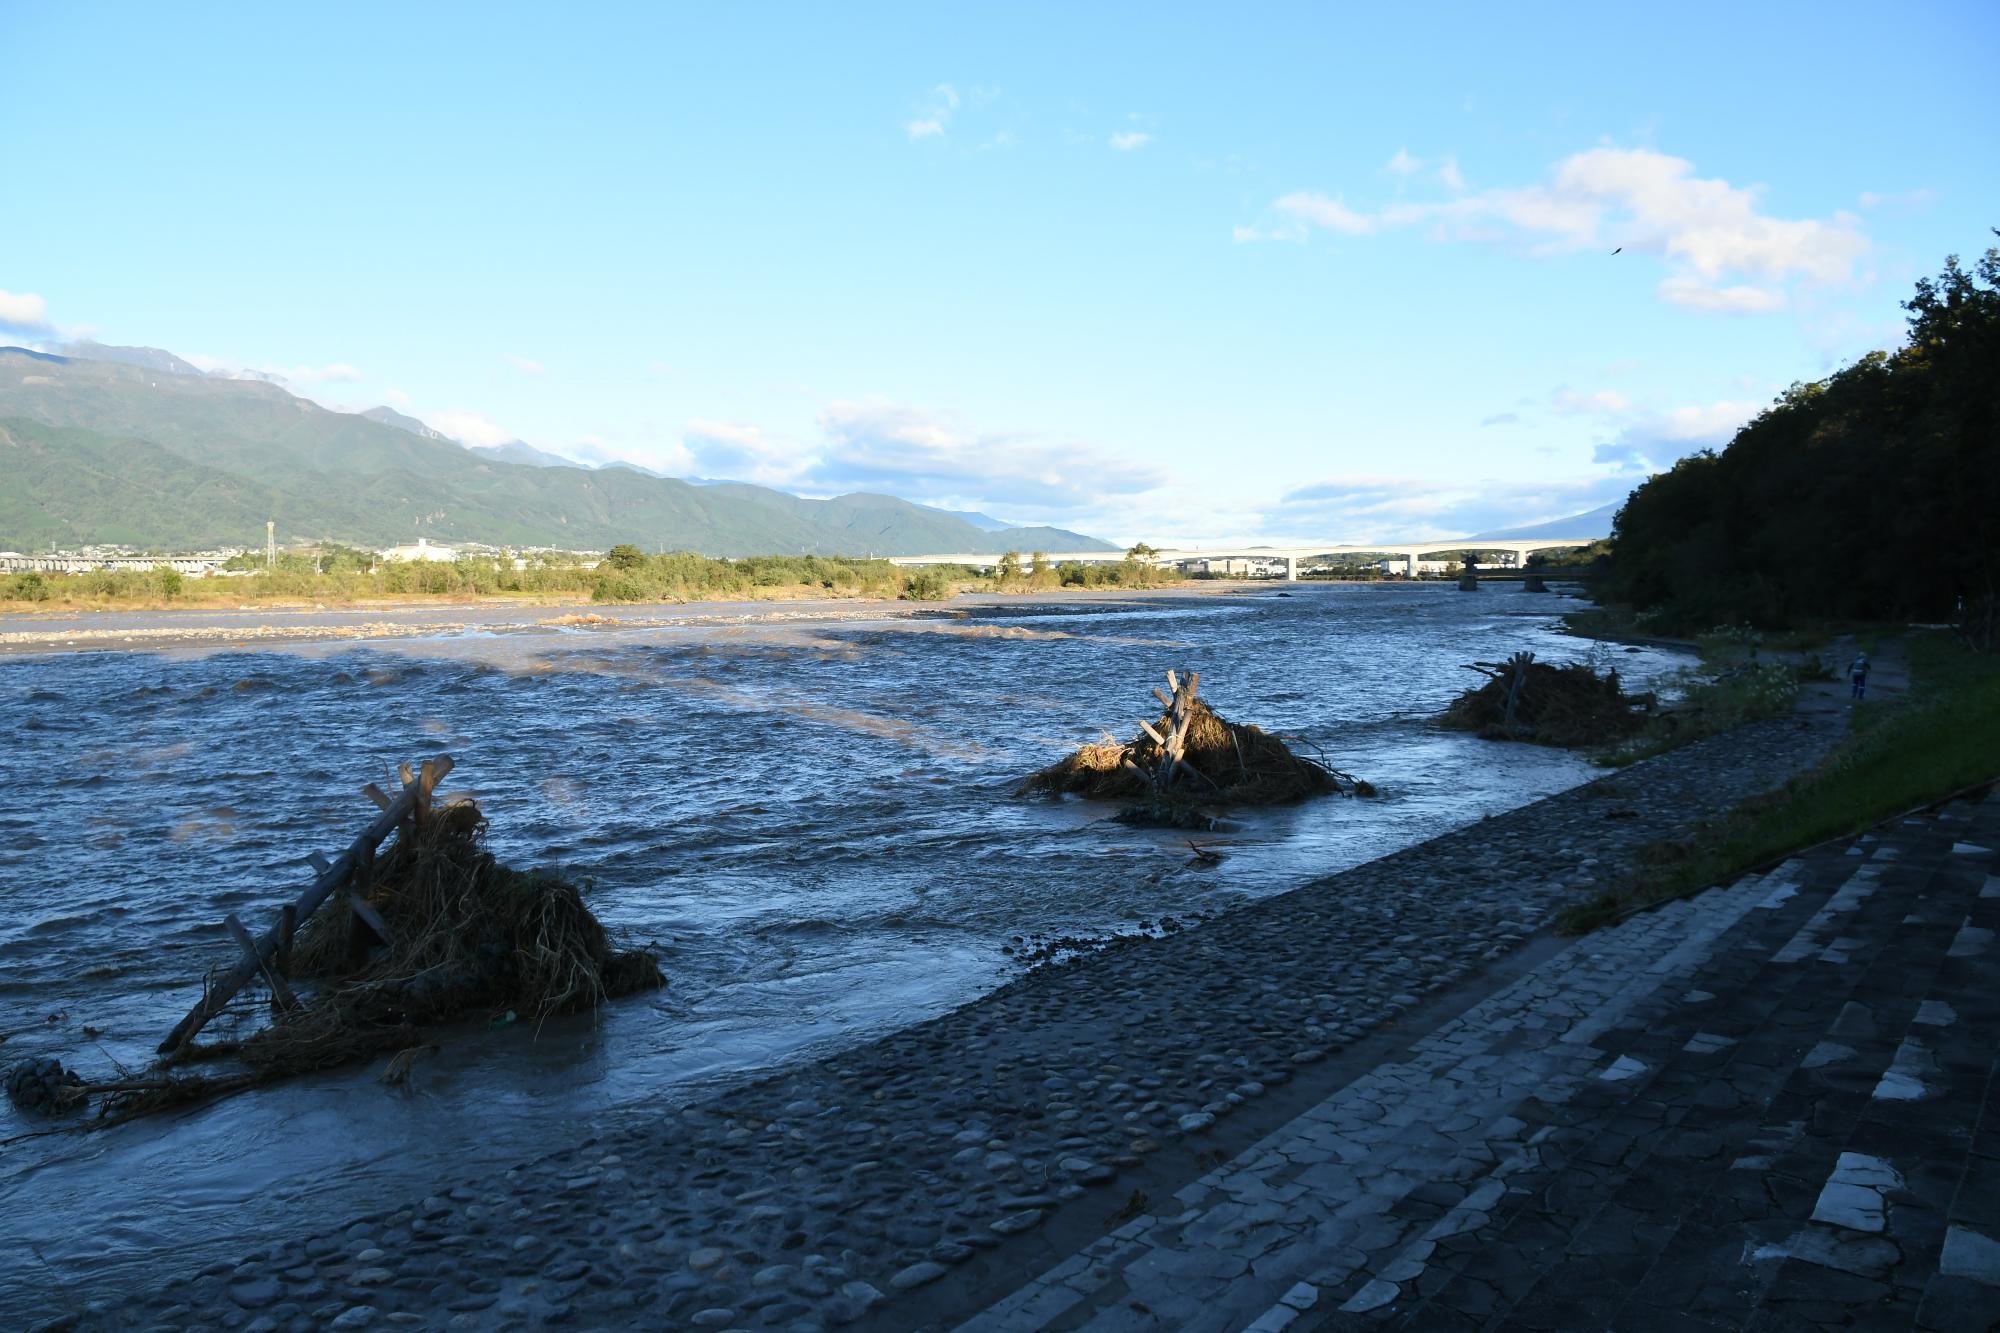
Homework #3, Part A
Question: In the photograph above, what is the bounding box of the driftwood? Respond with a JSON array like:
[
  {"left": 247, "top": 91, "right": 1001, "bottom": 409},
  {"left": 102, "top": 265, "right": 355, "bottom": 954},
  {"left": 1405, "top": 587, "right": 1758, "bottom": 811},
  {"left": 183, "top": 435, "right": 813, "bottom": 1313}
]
[
  {"left": 1441, "top": 651, "right": 1654, "bottom": 747},
  {"left": 61, "top": 760, "right": 665, "bottom": 1127},
  {"left": 159, "top": 757, "right": 453, "bottom": 1054},
  {"left": 1021, "top": 670, "right": 1368, "bottom": 809}
]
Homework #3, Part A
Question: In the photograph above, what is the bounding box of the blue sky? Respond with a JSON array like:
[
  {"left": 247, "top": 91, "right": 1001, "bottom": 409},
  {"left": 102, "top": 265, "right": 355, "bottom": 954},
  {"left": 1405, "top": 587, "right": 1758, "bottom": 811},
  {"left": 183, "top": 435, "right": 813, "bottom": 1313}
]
[{"left": 3, "top": 2, "right": 1995, "bottom": 544}]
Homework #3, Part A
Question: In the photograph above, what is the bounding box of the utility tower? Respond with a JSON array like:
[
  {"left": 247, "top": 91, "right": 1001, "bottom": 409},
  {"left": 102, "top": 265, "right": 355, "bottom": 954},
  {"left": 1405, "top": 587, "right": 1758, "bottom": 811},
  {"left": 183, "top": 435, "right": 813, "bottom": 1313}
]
[{"left": 266, "top": 520, "right": 275, "bottom": 570}]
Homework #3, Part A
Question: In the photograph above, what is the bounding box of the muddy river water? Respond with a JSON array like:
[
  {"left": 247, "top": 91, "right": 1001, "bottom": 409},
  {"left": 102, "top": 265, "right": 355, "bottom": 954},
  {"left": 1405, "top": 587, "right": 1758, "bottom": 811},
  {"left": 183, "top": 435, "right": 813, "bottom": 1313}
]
[{"left": 0, "top": 583, "right": 1689, "bottom": 1304}]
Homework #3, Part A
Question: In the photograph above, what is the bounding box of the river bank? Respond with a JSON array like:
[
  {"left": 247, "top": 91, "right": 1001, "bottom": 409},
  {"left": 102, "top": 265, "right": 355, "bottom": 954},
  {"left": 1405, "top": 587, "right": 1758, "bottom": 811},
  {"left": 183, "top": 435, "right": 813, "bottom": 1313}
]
[
  {"left": 17, "top": 689, "right": 1843, "bottom": 1329},
  {"left": 0, "top": 584, "right": 1262, "bottom": 657}
]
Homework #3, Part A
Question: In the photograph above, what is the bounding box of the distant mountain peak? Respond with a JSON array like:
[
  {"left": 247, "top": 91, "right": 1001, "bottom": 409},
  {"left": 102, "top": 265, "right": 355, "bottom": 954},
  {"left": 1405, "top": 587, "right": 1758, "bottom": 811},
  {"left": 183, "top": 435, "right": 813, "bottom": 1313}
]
[
  {"left": 1469, "top": 501, "right": 1621, "bottom": 542},
  {"left": 0, "top": 343, "right": 1123, "bottom": 556},
  {"left": 0, "top": 345, "right": 71, "bottom": 365},
  {"left": 466, "top": 438, "right": 579, "bottom": 469},
  {"left": 360, "top": 405, "right": 449, "bottom": 441},
  {"left": 596, "top": 458, "right": 670, "bottom": 478},
  {"left": 58, "top": 341, "right": 204, "bottom": 377}
]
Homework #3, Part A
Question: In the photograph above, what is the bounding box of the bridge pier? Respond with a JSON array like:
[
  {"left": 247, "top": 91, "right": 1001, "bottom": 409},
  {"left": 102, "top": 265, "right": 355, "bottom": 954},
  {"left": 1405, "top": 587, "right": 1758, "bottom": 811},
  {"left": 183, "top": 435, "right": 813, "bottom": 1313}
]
[
  {"left": 1284, "top": 556, "right": 1297, "bottom": 582},
  {"left": 1405, "top": 552, "right": 1421, "bottom": 578}
]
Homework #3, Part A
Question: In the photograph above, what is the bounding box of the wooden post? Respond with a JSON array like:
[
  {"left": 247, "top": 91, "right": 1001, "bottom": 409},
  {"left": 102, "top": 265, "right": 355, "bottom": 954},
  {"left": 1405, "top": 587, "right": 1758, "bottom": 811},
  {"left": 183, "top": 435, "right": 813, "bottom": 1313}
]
[
  {"left": 158, "top": 755, "right": 452, "bottom": 1054},
  {"left": 226, "top": 912, "right": 299, "bottom": 1012},
  {"left": 415, "top": 758, "right": 437, "bottom": 828},
  {"left": 346, "top": 892, "right": 394, "bottom": 947},
  {"left": 277, "top": 904, "right": 296, "bottom": 980}
]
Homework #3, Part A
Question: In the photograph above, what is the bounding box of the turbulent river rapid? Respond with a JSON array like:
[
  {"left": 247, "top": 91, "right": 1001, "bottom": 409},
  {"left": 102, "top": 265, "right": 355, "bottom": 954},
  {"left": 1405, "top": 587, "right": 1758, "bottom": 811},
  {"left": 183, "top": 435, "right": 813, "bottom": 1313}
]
[{"left": 0, "top": 583, "right": 1688, "bottom": 1299}]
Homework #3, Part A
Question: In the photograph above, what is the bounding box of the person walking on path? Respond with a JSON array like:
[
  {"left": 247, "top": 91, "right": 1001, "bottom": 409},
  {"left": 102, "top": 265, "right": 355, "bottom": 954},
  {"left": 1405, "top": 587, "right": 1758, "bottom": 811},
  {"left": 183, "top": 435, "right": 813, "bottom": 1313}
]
[{"left": 1849, "top": 651, "right": 1870, "bottom": 700}]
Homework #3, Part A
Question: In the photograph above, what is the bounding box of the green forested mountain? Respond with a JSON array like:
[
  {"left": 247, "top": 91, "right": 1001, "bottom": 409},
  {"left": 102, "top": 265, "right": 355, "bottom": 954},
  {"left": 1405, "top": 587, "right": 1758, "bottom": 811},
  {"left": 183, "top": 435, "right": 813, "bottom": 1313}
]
[
  {"left": 697, "top": 483, "right": 1104, "bottom": 556},
  {"left": 1606, "top": 237, "right": 1999, "bottom": 631},
  {"left": 0, "top": 349, "right": 1117, "bottom": 555}
]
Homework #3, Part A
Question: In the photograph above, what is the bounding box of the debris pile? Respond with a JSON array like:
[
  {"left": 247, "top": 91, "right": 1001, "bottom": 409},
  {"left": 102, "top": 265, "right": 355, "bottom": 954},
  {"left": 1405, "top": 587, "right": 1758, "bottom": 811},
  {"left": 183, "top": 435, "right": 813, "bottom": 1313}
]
[
  {"left": 284, "top": 797, "right": 661, "bottom": 1028},
  {"left": 1441, "top": 651, "right": 1654, "bottom": 748},
  {"left": 41, "top": 757, "right": 662, "bottom": 1128},
  {"left": 1022, "top": 670, "right": 1369, "bottom": 825},
  {"left": 4, "top": 1057, "right": 84, "bottom": 1116},
  {"left": 138, "top": 799, "right": 666, "bottom": 1105}
]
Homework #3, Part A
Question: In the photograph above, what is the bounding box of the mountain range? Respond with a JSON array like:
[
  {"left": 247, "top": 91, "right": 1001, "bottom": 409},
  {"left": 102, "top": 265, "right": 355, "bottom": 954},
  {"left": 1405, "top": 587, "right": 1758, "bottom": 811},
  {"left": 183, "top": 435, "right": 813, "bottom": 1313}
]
[
  {"left": 0, "top": 345, "right": 1117, "bottom": 556},
  {"left": 1469, "top": 502, "right": 1619, "bottom": 541}
]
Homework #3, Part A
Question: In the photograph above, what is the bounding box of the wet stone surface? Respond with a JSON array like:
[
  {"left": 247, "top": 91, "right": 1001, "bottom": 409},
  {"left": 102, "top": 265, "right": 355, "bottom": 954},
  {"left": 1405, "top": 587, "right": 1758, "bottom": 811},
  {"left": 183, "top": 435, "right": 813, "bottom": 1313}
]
[{"left": 45, "top": 715, "right": 1838, "bottom": 1331}]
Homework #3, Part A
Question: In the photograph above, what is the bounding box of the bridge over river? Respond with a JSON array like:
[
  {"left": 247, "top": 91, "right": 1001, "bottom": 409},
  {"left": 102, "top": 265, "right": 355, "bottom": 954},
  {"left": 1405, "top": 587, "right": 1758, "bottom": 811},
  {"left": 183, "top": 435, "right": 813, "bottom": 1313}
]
[{"left": 887, "top": 535, "right": 1602, "bottom": 581}]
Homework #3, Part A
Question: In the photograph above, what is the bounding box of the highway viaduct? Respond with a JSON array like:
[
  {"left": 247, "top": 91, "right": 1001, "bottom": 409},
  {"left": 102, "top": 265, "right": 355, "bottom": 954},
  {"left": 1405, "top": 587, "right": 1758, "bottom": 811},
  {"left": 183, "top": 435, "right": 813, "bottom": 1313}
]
[{"left": 886, "top": 537, "right": 1602, "bottom": 581}]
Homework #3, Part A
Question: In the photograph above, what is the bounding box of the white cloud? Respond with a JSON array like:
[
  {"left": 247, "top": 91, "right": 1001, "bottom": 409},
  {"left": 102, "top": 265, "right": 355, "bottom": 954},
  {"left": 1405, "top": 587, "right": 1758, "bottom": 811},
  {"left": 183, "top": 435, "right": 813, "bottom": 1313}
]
[
  {"left": 384, "top": 387, "right": 411, "bottom": 407},
  {"left": 1232, "top": 225, "right": 1266, "bottom": 244},
  {"left": 1269, "top": 473, "right": 1635, "bottom": 543},
  {"left": 1552, "top": 387, "right": 1631, "bottom": 415},
  {"left": 905, "top": 83, "right": 960, "bottom": 141},
  {"left": 502, "top": 353, "right": 546, "bottom": 375},
  {"left": 1109, "top": 131, "right": 1152, "bottom": 151},
  {"left": 681, "top": 418, "right": 808, "bottom": 486},
  {"left": 1271, "top": 191, "right": 1376, "bottom": 235},
  {"left": 263, "top": 362, "right": 360, "bottom": 384},
  {"left": 1385, "top": 149, "right": 1423, "bottom": 177},
  {"left": 1591, "top": 398, "right": 1761, "bottom": 471},
  {"left": 429, "top": 409, "right": 515, "bottom": 448},
  {"left": 1858, "top": 187, "right": 1938, "bottom": 214},
  {"left": 806, "top": 397, "right": 1163, "bottom": 511},
  {"left": 0, "top": 288, "right": 51, "bottom": 332},
  {"left": 1436, "top": 156, "right": 1466, "bottom": 192},
  {"left": 1259, "top": 146, "right": 1869, "bottom": 312},
  {"left": 1481, "top": 412, "right": 1522, "bottom": 427},
  {"left": 1656, "top": 276, "right": 1788, "bottom": 312},
  {"left": 569, "top": 432, "right": 695, "bottom": 476}
]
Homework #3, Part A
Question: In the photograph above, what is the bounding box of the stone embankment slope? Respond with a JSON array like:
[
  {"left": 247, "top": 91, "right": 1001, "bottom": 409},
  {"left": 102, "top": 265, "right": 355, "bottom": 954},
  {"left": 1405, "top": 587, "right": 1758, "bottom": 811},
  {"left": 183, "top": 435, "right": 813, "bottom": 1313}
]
[
  {"left": 40, "top": 711, "right": 1840, "bottom": 1331},
  {"left": 959, "top": 789, "right": 1999, "bottom": 1333}
]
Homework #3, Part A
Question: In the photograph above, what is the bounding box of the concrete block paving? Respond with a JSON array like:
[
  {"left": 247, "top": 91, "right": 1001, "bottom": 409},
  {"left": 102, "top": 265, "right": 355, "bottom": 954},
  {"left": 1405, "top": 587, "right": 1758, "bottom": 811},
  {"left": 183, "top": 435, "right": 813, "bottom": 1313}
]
[{"left": 958, "top": 790, "right": 2000, "bottom": 1333}]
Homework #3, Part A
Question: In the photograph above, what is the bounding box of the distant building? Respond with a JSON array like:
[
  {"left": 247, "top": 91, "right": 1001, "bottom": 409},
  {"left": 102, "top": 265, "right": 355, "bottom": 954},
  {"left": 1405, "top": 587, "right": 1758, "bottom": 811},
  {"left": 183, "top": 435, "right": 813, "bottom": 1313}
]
[
  {"left": 378, "top": 537, "right": 459, "bottom": 563},
  {"left": 1375, "top": 558, "right": 1454, "bottom": 575},
  {"left": 0, "top": 552, "right": 219, "bottom": 576},
  {"left": 1194, "top": 557, "right": 1287, "bottom": 577}
]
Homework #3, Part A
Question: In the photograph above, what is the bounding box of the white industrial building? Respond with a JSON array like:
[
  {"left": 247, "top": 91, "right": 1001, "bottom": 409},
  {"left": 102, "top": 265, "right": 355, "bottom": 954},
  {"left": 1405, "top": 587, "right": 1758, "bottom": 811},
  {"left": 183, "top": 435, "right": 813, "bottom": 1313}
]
[{"left": 378, "top": 537, "right": 459, "bottom": 563}]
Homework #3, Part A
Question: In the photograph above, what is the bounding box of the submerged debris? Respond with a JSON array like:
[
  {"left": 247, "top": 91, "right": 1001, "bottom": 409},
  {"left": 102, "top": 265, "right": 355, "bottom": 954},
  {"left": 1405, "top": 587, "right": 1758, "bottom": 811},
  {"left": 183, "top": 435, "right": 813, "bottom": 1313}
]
[
  {"left": 92, "top": 784, "right": 660, "bottom": 1126},
  {"left": 1020, "top": 670, "right": 1371, "bottom": 816},
  {"left": 4, "top": 1057, "right": 85, "bottom": 1116},
  {"left": 285, "top": 798, "right": 660, "bottom": 1025},
  {"left": 1441, "top": 651, "right": 1654, "bottom": 748}
]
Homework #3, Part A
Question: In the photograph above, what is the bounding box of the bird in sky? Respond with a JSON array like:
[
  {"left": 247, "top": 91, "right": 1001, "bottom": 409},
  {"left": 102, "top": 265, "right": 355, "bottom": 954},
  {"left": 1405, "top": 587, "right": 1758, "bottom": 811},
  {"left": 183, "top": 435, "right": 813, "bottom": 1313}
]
[{"left": 1611, "top": 247, "right": 1623, "bottom": 255}]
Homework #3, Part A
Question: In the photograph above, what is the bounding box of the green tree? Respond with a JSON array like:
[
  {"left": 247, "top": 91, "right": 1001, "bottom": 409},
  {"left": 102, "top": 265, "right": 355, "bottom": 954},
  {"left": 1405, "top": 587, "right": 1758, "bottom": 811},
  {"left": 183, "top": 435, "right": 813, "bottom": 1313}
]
[
  {"left": 604, "top": 543, "right": 648, "bottom": 571},
  {"left": 1606, "top": 232, "right": 1999, "bottom": 633},
  {"left": 996, "top": 550, "right": 1023, "bottom": 582},
  {"left": 1126, "top": 541, "right": 1159, "bottom": 560},
  {"left": 901, "top": 567, "right": 952, "bottom": 601}
]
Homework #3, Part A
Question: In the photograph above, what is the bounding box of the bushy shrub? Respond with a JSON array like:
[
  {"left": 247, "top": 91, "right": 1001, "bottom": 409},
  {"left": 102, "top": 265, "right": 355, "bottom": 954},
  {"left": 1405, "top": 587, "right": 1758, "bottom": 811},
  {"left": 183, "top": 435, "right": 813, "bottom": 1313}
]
[
  {"left": 5, "top": 572, "right": 51, "bottom": 602},
  {"left": 900, "top": 567, "right": 953, "bottom": 601}
]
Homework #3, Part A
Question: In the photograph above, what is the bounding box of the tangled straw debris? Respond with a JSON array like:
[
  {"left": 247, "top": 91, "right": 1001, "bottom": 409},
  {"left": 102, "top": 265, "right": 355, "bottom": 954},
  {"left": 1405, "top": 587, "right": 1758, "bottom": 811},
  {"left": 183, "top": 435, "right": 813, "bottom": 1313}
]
[
  {"left": 1020, "top": 675, "right": 1370, "bottom": 814},
  {"left": 1441, "top": 650, "right": 1655, "bottom": 748},
  {"left": 96, "top": 798, "right": 661, "bottom": 1124}
]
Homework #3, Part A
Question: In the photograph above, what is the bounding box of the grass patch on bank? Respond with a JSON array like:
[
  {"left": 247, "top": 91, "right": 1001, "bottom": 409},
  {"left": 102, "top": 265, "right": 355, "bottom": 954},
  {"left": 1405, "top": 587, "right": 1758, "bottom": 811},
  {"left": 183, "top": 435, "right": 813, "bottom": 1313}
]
[
  {"left": 1597, "top": 658, "right": 1801, "bottom": 767},
  {"left": 1558, "top": 632, "right": 2000, "bottom": 934}
]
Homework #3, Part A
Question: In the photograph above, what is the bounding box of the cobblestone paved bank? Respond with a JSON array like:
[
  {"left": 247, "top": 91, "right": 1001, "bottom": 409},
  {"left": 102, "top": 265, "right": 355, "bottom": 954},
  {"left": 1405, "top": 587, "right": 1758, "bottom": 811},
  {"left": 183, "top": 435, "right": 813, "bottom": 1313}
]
[
  {"left": 953, "top": 788, "right": 1999, "bottom": 1331},
  {"left": 33, "top": 712, "right": 1837, "bottom": 1332}
]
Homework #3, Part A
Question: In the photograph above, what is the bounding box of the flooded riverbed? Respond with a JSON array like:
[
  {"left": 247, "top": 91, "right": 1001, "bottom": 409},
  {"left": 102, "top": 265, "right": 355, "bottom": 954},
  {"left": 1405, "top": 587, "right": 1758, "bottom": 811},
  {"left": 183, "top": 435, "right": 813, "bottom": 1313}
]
[{"left": 0, "top": 583, "right": 1687, "bottom": 1305}]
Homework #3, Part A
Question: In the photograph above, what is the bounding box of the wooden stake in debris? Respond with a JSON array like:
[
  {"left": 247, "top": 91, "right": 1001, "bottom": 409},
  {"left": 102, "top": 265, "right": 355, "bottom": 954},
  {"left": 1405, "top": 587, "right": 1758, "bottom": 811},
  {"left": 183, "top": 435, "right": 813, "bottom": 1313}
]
[
  {"left": 1133, "top": 669, "right": 1217, "bottom": 796},
  {"left": 157, "top": 755, "right": 453, "bottom": 1055}
]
